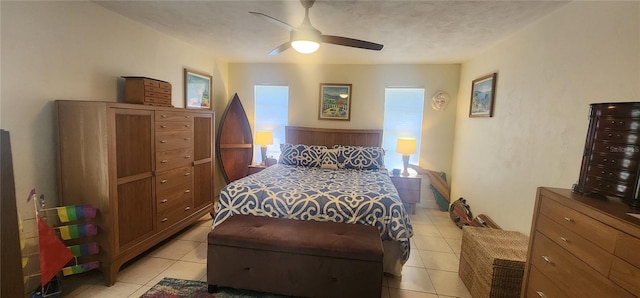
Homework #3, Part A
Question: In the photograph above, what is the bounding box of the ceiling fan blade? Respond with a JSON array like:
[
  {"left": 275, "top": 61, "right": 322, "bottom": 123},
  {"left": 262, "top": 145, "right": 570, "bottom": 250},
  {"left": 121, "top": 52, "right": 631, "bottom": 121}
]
[
  {"left": 321, "top": 35, "right": 384, "bottom": 51},
  {"left": 249, "top": 12, "right": 295, "bottom": 31},
  {"left": 268, "top": 42, "right": 291, "bottom": 56}
]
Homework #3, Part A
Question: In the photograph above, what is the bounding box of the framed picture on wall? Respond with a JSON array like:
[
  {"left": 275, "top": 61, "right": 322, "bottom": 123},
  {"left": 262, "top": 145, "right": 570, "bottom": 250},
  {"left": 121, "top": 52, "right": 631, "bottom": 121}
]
[
  {"left": 469, "top": 73, "right": 497, "bottom": 117},
  {"left": 318, "top": 83, "right": 352, "bottom": 121},
  {"left": 184, "top": 68, "right": 212, "bottom": 110}
]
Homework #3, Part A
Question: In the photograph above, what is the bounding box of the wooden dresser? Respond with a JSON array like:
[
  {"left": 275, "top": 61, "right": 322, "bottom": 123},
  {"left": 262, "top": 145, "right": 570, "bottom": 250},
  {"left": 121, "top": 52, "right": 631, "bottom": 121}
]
[
  {"left": 522, "top": 187, "right": 640, "bottom": 297},
  {"left": 56, "top": 101, "right": 214, "bottom": 286},
  {"left": 573, "top": 102, "right": 640, "bottom": 208}
]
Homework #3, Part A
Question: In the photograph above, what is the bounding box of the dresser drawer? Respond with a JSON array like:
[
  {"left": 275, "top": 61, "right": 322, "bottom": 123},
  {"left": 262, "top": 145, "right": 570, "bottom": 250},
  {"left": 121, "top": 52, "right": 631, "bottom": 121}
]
[
  {"left": 158, "top": 81, "right": 171, "bottom": 89},
  {"left": 610, "top": 257, "right": 640, "bottom": 297},
  {"left": 144, "top": 97, "right": 171, "bottom": 105},
  {"left": 156, "top": 111, "right": 193, "bottom": 122},
  {"left": 156, "top": 130, "right": 192, "bottom": 151},
  {"left": 530, "top": 232, "right": 633, "bottom": 298},
  {"left": 525, "top": 266, "right": 568, "bottom": 298},
  {"left": 390, "top": 176, "right": 420, "bottom": 191},
  {"left": 592, "top": 142, "right": 640, "bottom": 159},
  {"left": 156, "top": 148, "right": 193, "bottom": 172},
  {"left": 536, "top": 214, "right": 612, "bottom": 275},
  {"left": 156, "top": 121, "right": 192, "bottom": 132},
  {"left": 157, "top": 189, "right": 192, "bottom": 213},
  {"left": 144, "top": 85, "right": 171, "bottom": 95},
  {"left": 145, "top": 91, "right": 171, "bottom": 100},
  {"left": 584, "top": 175, "right": 633, "bottom": 198},
  {"left": 615, "top": 232, "right": 640, "bottom": 268},
  {"left": 157, "top": 202, "right": 194, "bottom": 231},
  {"left": 156, "top": 166, "right": 193, "bottom": 212},
  {"left": 589, "top": 153, "right": 638, "bottom": 170},
  {"left": 539, "top": 196, "right": 617, "bottom": 252},
  {"left": 585, "top": 165, "right": 636, "bottom": 184},
  {"left": 143, "top": 78, "right": 161, "bottom": 87},
  {"left": 597, "top": 117, "right": 640, "bottom": 131},
  {"left": 396, "top": 189, "right": 420, "bottom": 204},
  {"left": 594, "top": 104, "right": 640, "bottom": 117},
  {"left": 594, "top": 130, "right": 640, "bottom": 145}
]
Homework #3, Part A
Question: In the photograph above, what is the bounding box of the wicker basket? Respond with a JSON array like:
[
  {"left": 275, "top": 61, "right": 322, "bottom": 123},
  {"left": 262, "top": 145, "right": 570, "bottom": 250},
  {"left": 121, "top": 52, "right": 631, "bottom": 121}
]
[{"left": 459, "top": 226, "right": 528, "bottom": 298}]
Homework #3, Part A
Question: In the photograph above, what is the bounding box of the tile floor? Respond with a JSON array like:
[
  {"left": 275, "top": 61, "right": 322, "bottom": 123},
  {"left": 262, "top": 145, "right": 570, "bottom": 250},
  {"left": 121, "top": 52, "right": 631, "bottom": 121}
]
[{"left": 59, "top": 201, "right": 471, "bottom": 298}]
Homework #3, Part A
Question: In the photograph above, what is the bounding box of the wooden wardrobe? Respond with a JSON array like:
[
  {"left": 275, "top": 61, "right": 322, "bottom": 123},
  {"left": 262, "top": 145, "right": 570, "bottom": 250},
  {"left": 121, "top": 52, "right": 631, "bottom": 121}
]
[{"left": 56, "top": 101, "right": 214, "bottom": 286}]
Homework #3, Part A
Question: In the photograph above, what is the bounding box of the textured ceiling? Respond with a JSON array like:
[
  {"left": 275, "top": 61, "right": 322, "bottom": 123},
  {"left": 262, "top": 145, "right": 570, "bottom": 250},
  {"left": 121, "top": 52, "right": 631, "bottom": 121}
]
[{"left": 95, "top": 0, "right": 568, "bottom": 64}]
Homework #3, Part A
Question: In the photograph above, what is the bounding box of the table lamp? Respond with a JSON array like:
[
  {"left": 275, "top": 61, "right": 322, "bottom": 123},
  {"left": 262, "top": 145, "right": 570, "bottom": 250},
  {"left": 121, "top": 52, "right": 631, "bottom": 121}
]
[
  {"left": 396, "top": 137, "right": 416, "bottom": 176},
  {"left": 255, "top": 131, "right": 273, "bottom": 165}
]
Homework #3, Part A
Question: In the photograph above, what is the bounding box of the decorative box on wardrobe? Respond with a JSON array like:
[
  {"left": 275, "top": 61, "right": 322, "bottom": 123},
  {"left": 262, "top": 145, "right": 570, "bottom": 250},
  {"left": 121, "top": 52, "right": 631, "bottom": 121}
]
[
  {"left": 55, "top": 100, "right": 214, "bottom": 286},
  {"left": 573, "top": 102, "right": 640, "bottom": 208}
]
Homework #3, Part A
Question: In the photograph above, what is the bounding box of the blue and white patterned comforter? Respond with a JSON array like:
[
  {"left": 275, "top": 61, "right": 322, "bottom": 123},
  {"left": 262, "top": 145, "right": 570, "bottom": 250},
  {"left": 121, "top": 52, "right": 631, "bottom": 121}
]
[{"left": 213, "top": 164, "right": 414, "bottom": 262}]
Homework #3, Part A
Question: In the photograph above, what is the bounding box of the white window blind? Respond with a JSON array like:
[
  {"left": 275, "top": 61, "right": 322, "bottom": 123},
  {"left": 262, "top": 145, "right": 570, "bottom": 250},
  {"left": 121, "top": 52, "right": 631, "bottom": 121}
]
[
  {"left": 382, "top": 88, "right": 425, "bottom": 170},
  {"left": 254, "top": 85, "right": 289, "bottom": 163}
]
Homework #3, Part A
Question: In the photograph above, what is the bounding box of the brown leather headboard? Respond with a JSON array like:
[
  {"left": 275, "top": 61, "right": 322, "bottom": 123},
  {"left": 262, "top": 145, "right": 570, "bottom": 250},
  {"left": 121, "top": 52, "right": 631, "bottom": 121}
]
[{"left": 285, "top": 126, "right": 383, "bottom": 147}]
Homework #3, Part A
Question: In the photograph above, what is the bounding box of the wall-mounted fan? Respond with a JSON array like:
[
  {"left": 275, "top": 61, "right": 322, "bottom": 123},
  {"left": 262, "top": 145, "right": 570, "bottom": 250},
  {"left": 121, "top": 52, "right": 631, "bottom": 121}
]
[{"left": 250, "top": 0, "right": 384, "bottom": 55}]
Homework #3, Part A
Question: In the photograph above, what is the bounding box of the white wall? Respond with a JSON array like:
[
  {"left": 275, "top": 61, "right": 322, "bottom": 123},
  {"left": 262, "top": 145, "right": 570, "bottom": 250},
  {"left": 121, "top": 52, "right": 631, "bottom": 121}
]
[
  {"left": 227, "top": 63, "right": 460, "bottom": 175},
  {"left": 0, "top": 2, "right": 227, "bottom": 283},
  {"left": 451, "top": 1, "right": 640, "bottom": 234}
]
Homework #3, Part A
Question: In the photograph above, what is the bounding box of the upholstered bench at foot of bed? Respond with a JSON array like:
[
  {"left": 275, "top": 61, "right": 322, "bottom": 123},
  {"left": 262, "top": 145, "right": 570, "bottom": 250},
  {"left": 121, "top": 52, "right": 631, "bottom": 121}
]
[{"left": 207, "top": 214, "right": 384, "bottom": 298}]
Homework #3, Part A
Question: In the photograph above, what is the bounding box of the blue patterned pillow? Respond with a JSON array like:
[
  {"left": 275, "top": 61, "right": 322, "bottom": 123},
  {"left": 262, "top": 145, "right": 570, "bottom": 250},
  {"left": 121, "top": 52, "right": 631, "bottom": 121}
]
[
  {"left": 333, "top": 145, "right": 386, "bottom": 170},
  {"left": 279, "top": 143, "right": 327, "bottom": 167},
  {"left": 320, "top": 148, "right": 339, "bottom": 170}
]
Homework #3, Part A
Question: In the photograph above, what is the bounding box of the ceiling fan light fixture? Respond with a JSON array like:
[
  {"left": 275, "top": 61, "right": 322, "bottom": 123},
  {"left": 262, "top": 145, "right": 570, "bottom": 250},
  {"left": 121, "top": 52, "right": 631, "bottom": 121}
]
[
  {"left": 291, "top": 40, "right": 320, "bottom": 54},
  {"left": 290, "top": 28, "right": 321, "bottom": 54}
]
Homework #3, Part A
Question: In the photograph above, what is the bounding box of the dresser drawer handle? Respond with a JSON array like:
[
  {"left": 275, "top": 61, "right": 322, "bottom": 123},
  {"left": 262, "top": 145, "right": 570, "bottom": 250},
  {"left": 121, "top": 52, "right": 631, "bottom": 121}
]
[
  {"left": 184, "top": 155, "right": 191, "bottom": 159},
  {"left": 184, "top": 138, "right": 190, "bottom": 141},
  {"left": 184, "top": 206, "right": 191, "bottom": 211},
  {"left": 161, "top": 114, "right": 167, "bottom": 118},
  {"left": 161, "top": 160, "right": 168, "bottom": 164},
  {"left": 185, "top": 115, "right": 191, "bottom": 119},
  {"left": 563, "top": 217, "right": 573, "bottom": 222},
  {"left": 184, "top": 172, "right": 191, "bottom": 176},
  {"left": 185, "top": 124, "right": 191, "bottom": 128},
  {"left": 184, "top": 189, "right": 191, "bottom": 194},
  {"left": 536, "top": 291, "right": 546, "bottom": 298},
  {"left": 160, "top": 199, "right": 168, "bottom": 204},
  {"left": 161, "top": 125, "right": 167, "bottom": 128},
  {"left": 161, "top": 217, "right": 168, "bottom": 223},
  {"left": 560, "top": 236, "right": 569, "bottom": 243},
  {"left": 160, "top": 140, "right": 167, "bottom": 143},
  {"left": 161, "top": 179, "right": 168, "bottom": 184},
  {"left": 542, "top": 255, "right": 553, "bottom": 264}
]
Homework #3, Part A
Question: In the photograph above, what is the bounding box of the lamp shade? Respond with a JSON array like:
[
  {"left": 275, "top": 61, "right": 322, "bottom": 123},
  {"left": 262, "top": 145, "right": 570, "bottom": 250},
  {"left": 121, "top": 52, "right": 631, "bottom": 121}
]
[
  {"left": 255, "top": 131, "right": 273, "bottom": 146},
  {"left": 396, "top": 138, "right": 417, "bottom": 155}
]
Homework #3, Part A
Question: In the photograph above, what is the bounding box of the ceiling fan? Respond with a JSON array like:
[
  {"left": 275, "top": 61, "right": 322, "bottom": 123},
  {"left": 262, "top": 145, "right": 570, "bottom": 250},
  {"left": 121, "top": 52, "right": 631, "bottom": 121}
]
[{"left": 250, "top": 0, "right": 384, "bottom": 55}]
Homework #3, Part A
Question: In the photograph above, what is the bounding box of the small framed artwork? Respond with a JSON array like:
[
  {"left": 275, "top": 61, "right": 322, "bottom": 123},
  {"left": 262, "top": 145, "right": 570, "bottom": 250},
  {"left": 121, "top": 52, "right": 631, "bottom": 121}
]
[
  {"left": 469, "top": 73, "right": 497, "bottom": 117},
  {"left": 184, "top": 68, "right": 212, "bottom": 110},
  {"left": 319, "top": 83, "right": 352, "bottom": 121}
]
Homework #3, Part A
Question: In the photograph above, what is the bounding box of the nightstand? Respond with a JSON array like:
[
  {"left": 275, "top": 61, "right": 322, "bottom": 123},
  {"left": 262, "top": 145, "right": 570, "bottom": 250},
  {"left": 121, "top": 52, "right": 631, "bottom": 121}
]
[
  {"left": 248, "top": 164, "right": 267, "bottom": 175},
  {"left": 389, "top": 173, "right": 421, "bottom": 214}
]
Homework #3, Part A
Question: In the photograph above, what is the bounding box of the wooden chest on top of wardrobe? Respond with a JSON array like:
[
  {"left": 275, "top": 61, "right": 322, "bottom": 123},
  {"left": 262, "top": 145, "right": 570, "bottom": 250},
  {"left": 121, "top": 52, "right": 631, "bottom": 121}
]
[
  {"left": 573, "top": 102, "right": 640, "bottom": 208},
  {"left": 123, "top": 77, "right": 172, "bottom": 107},
  {"left": 56, "top": 101, "right": 214, "bottom": 286}
]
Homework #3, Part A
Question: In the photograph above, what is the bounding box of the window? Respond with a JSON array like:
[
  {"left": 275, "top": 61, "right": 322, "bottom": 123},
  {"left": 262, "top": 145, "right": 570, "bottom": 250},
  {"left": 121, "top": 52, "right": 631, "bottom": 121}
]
[
  {"left": 254, "top": 85, "right": 289, "bottom": 163},
  {"left": 382, "top": 88, "right": 425, "bottom": 170}
]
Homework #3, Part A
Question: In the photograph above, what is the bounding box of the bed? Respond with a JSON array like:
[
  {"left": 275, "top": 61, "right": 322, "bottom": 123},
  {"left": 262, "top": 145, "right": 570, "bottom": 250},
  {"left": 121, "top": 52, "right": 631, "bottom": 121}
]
[{"left": 212, "top": 126, "right": 414, "bottom": 275}]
